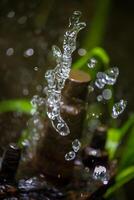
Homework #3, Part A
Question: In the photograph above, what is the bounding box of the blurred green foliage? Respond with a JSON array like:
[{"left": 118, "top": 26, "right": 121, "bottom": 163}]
[
  {"left": 0, "top": 0, "right": 133, "bottom": 198},
  {"left": 0, "top": 99, "right": 31, "bottom": 114}
]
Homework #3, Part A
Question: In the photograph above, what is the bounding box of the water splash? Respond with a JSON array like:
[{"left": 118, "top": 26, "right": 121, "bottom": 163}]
[
  {"left": 87, "top": 58, "right": 97, "bottom": 69},
  {"left": 65, "top": 151, "right": 76, "bottom": 161},
  {"left": 95, "top": 67, "right": 119, "bottom": 89},
  {"left": 112, "top": 99, "right": 127, "bottom": 118},
  {"left": 72, "top": 139, "right": 81, "bottom": 152},
  {"left": 22, "top": 95, "right": 46, "bottom": 160},
  {"left": 93, "top": 165, "right": 109, "bottom": 184},
  {"left": 45, "top": 11, "right": 86, "bottom": 136}
]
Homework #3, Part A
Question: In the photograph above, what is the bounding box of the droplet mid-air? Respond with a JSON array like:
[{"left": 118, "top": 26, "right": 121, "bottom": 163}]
[
  {"left": 72, "top": 139, "right": 81, "bottom": 152},
  {"left": 112, "top": 99, "right": 127, "bottom": 118},
  {"left": 87, "top": 58, "right": 97, "bottom": 69},
  {"left": 65, "top": 151, "right": 76, "bottom": 161}
]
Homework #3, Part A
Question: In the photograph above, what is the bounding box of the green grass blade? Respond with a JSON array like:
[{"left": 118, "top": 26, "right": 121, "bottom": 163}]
[
  {"left": 105, "top": 166, "right": 134, "bottom": 198},
  {"left": 0, "top": 99, "right": 32, "bottom": 114},
  {"left": 83, "top": 0, "right": 112, "bottom": 50},
  {"left": 72, "top": 47, "right": 110, "bottom": 71}
]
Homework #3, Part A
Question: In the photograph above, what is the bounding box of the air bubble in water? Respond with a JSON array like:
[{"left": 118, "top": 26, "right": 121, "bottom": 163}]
[
  {"left": 87, "top": 58, "right": 97, "bottom": 69},
  {"left": 93, "top": 166, "right": 109, "bottom": 184},
  {"left": 72, "top": 139, "right": 81, "bottom": 152},
  {"left": 65, "top": 151, "right": 76, "bottom": 161},
  {"left": 102, "top": 89, "right": 112, "bottom": 100},
  {"left": 112, "top": 99, "right": 127, "bottom": 118}
]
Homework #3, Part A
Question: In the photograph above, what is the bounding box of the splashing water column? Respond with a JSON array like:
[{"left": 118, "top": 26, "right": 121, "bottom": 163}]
[{"left": 32, "top": 69, "right": 90, "bottom": 184}]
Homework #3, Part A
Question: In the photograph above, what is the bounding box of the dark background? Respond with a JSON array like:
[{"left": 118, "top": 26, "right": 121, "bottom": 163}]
[{"left": 0, "top": 0, "right": 134, "bottom": 199}]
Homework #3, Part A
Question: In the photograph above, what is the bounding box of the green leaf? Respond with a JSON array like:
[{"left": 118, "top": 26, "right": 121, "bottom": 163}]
[
  {"left": 105, "top": 114, "right": 134, "bottom": 160},
  {"left": 105, "top": 128, "right": 121, "bottom": 159},
  {"left": 72, "top": 47, "right": 110, "bottom": 72},
  {"left": 105, "top": 166, "right": 134, "bottom": 198},
  {"left": 83, "top": 0, "right": 112, "bottom": 50},
  {"left": 0, "top": 99, "right": 32, "bottom": 114},
  {"left": 119, "top": 125, "right": 134, "bottom": 170}
]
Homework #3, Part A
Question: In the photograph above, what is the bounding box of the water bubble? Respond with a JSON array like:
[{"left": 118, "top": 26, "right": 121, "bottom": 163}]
[
  {"left": 72, "top": 139, "right": 81, "bottom": 152},
  {"left": 102, "top": 89, "right": 112, "bottom": 100},
  {"left": 87, "top": 58, "right": 97, "bottom": 69},
  {"left": 112, "top": 99, "right": 127, "bottom": 118},
  {"left": 24, "top": 48, "right": 34, "bottom": 57},
  {"left": 65, "top": 151, "right": 76, "bottom": 161},
  {"left": 93, "top": 166, "right": 109, "bottom": 184},
  {"left": 7, "top": 10, "right": 15, "bottom": 18},
  {"left": 6, "top": 48, "right": 14, "bottom": 56},
  {"left": 97, "top": 95, "right": 103, "bottom": 102}
]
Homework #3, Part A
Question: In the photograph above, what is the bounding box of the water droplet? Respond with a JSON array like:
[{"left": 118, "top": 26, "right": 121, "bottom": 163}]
[
  {"left": 24, "top": 48, "right": 34, "bottom": 57},
  {"left": 52, "top": 45, "right": 62, "bottom": 62},
  {"left": 95, "top": 67, "right": 119, "bottom": 89},
  {"left": 78, "top": 48, "right": 87, "bottom": 56},
  {"left": 97, "top": 95, "right": 103, "bottom": 102},
  {"left": 72, "top": 139, "right": 81, "bottom": 152},
  {"left": 23, "top": 88, "right": 29, "bottom": 96},
  {"left": 18, "top": 16, "right": 27, "bottom": 24},
  {"left": 88, "top": 85, "right": 94, "bottom": 93},
  {"left": 65, "top": 151, "right": 76, "bottom": 161},
  {"left": 7, "top": 10, "right": 15, "bottom": 18},
  {"left": 52, "top": 116, "right": 70, "bottom": 136},
  {"left": 87, "top": 58, "right": 97, "bottom": 69},
  {"left": 34, "top": 67, "right": 38, "bottom": 71},
  {"left": 112, "top": 99, "right": 127, "bottom": 118},
  {"left": 105, "top": 67, "right": 119, "bottom": 85},
  {"left": 93, "top": 165, "right": 109, "bottom": 184},
  {"left": 102, "top": 89, "right": 112, "bottom": 100},
  {"left": 95, "top": 78, "right": 105, "bottom": 89},
  {"left": 6, "top": 48, "right": 14, "bottom": 56}
]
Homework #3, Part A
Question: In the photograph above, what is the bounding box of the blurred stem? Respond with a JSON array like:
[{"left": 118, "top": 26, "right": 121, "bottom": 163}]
[
  {"left": 83, "top": 0, "right": 112, "bottom": 50},
  {"left": 0, "top": 99, "right": 31, "bottom": 114}
]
